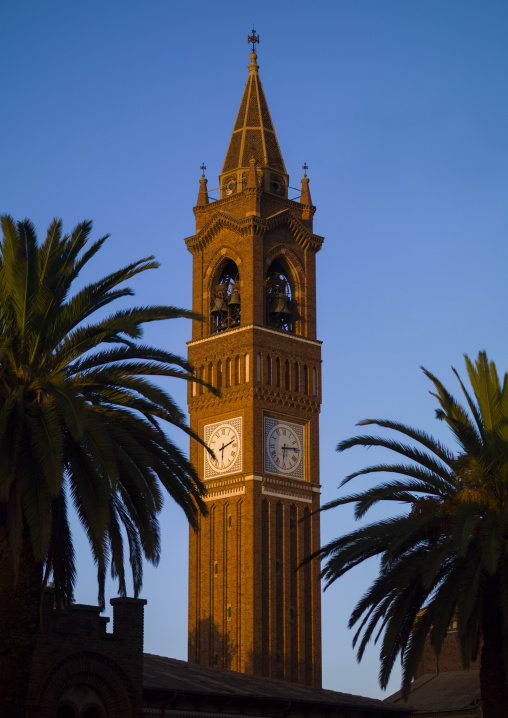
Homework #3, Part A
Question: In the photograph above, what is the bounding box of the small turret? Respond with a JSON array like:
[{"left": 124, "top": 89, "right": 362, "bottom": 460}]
[
  {"left": 300, "top": 163, "right": 313, "bottom": 227},
  {"left": 300, "top": 163, "right": 312, "bottom": 205},
  {"left": 196, "top": 164, "right": 209, "bottom": 206}
]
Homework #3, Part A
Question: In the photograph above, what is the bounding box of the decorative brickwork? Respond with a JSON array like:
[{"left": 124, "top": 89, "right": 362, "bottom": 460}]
[{"left": 188, "top": 46, "right": 323, "bottom": 688}]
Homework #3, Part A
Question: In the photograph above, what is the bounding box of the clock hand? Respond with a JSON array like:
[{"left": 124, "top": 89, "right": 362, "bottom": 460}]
[{"left": 219, "top": 439, "right": 235, "bottom": 460}]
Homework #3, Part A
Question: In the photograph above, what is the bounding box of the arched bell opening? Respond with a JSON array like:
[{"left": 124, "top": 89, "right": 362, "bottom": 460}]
[
  {"left": 210, "top": 259, "right": 241, "bottom": 334},
  {"left": 265, "top": 259, "right": 294, "bottom": 332}
]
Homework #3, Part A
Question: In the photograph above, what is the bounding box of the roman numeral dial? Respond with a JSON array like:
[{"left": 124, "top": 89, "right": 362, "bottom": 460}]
[
  {"left": 264, "top": 417, "right": 305, "bottom": 479},
  {"left": 204, "top": 418, "right": 242, "bottom": 477}
]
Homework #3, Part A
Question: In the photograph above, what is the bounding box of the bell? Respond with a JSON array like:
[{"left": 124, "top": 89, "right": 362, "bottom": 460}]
[
  {"left": 211, "top": 296, "right": 228, "bottom": 315},
  {"left": 269, "top": 293, "right": 291, "bottom": 320},
  {"left": 229, "top": 289, "right": 241, "bottom": 307}
]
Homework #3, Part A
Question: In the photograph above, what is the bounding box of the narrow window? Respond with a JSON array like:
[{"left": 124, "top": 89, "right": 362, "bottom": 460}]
[
  {"left": 303, "top": 365, "right": 309, "bottom": 394},
  {"left": 245, "top": 353, "right": 250, "bottom": 383},
  {"left": 192, "top": 369, "right": 197, "bottom": 397},
  {"left": 235, "top": 356, "right": 241, "bottom": 385},
  {"left": 312, "top": 367, "right": 317, "bottom": 396},
  {"left": 217, "top": 361, "right": 222, "bottom": 389},
  {"left": 266, "top": 355, "right": 271, "bottom": 385},
  {"left": 227, "top": 514, "right": 232, "bottom": 530},
  {"left": 226, "top": 358, "right": 231, "bottom": 388},
  {"left": 285, "top": 360, "right": 290, "bottom": 390},
  {"left": 257, "top": 353, "right": 261, "bottom": 382},
  {"left": 275, "top": 358, "right": 280, "bottom": 387},
  {"left": 294, "top": 363, "right": 300, "bottom": 392},
  {"left": 214, "top": 561, "right": 219, "bottom": 576},
  {"left": 208, "top": 363, "right": 213, "bottom": 390},
  {"left": 227, "top": 605, "right": 232, "bottom": 620}
]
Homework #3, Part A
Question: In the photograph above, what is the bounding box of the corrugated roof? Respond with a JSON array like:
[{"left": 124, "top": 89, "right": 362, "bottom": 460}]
[
  {"left": 385, "top": 671, "right": 481, "bottom": 711},
  {"left": 144, "top": 654, "right": 411, "bottom": 714}
]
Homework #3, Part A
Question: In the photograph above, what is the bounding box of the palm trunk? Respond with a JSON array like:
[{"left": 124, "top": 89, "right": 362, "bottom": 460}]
[
  {"left": 0, "top": 528, "right": 42, "bottom": 718},
  {"left": 480, "top": 579, "right": 508, "bottom": 718}
]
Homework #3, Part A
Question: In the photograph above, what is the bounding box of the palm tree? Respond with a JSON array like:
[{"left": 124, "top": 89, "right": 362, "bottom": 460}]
[
  {"left": 0, "top": 215, "right": 210, "bottom": 717},
  {"left": 318, "top": 352, "right": 508, "bottom": 718}
]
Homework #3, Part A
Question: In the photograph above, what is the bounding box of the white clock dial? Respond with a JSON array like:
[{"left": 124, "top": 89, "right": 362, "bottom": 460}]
[
  {"left": 204, "top": 418, "right": 242, "bottom": 478},
  {"left": 264, "top": 417, "right": 305, "bottom": 479}
]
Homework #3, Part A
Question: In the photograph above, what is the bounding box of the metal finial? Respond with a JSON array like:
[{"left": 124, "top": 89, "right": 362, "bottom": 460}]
[
  {"left": 302, "top": 163, "right": 308, "bottom": 177},
  {"left": 248, "top": 26, "right": 260, "bottom": 53},
  {"left": 200, "top": 163, "right": 206, "bottom": 177}
]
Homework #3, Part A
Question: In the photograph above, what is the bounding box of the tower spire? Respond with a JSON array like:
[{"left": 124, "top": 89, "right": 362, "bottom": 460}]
[{"left": 220, "top": 30, "right": 287, "bottom": 196}]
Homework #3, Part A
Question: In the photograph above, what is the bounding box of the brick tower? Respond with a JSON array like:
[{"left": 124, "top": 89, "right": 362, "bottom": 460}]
[{"left": 186, "top": 34, "right": 324, "bottom": 688}]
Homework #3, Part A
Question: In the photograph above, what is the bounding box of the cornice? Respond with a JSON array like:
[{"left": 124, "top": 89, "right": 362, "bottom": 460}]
[
  {"left": 201, "top": 474, "right": 321, "bottom": 504},
  {"left": 253, "top": 386, "right": 321, "bottom": 412},
  {"left": 185, "top": 208, "right": 324, "bottom": 255},
  {"left": 187, "top": 323, "right": 322, "bottom": 348},
  {"left": 189, "top": 385, "right": 320, "bottom": 413}
]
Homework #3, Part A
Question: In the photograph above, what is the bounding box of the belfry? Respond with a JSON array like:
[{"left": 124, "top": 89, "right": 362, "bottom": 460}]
[{"left": 186, "top": 32, "right": 324, "bottom": 688}]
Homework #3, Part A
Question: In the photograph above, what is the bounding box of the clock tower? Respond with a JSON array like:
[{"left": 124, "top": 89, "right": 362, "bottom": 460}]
[{"left": 186, "top": 34, "right": 323, "bottom": 688}]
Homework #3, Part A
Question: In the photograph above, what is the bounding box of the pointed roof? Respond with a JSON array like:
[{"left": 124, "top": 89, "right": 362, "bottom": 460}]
[{"left": 221, "top": 51, "right": 287, "bottom": 176}]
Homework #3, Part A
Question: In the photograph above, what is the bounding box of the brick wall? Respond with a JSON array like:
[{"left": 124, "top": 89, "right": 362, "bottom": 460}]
[{"left": 26, "top": 591, "right": 146, "bottom": 717}]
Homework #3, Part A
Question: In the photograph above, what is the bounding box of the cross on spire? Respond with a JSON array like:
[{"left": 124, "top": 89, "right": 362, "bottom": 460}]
[
  {"left": 302, "top": 162, "right": 308, "bottom": 177},
  {"left": 200, "top": 163, "right": 206, "bottom": 177},
  {"left": 248, "top": 26, "right": 260, "bottom": 53}
]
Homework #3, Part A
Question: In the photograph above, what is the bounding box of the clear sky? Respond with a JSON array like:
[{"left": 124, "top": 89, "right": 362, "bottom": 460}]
[{"left": 2, "top": 0, "right": 508, "bottom": 701}]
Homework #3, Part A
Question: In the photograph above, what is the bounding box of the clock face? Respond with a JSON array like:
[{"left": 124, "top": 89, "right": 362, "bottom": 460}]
[
  {"left": 225, "top": 178, "right": 236, "bottom": 195},
  {"left": 204, "top": 417, "right": 242, "bottom": 478},
  {"left": 264, "top": 417, "right": 305, "bottom": 479}
]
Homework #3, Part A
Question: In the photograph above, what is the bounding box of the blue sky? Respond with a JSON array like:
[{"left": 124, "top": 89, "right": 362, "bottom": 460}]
[{"left": 2, "top": 0, "right": 508, "bottom": 700}]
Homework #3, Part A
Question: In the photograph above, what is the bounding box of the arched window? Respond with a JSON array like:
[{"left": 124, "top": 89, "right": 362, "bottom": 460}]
[
  {"left": 226, "top": 358, "right": 231, "bottom": 388},
  {"left": 275, "top": 358, "right": 280, "bottom": 387},
  {"left": 210, "top": 259, "right": 241, "bottom": 334},
  {"left": 266, "top": 259, "right": 293, "bottom": 332},
  {"left": 257, "top": 353, "right": 261, "bottom": 382},
  {"left": 266, "top": 355, "right": 272, "bottom": 385},
  {"left": 245, "top": 353, "right": 250, "bottom": 383},
  {"left": 285, "top": 360, "right": 290, "bottom": 390},
  {"left": 303, "top": 365, "right": 309, "bottom": 394},
  {"left": 235, "top": 356, "right": 241, "bottom": 385},
  {"left": 312, "top": 367, "right": 317, "bottom": 396},
  {"left": 217, "top": 361, "right": 223, "bottom": 389},
  {"left": 294, "top": 362, "right": 300, "bottom": 392},
  {"left": 208, "top": 362, "right": 213, "bottom": 390}
]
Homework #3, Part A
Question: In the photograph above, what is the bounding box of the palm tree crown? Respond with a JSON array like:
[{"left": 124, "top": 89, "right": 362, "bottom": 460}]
[
  {"left": 318, "top": 352, "right": 508, "bottom": 717},
  {"left": 0, "top": 215, "right": 208, "bottom": 608}
]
